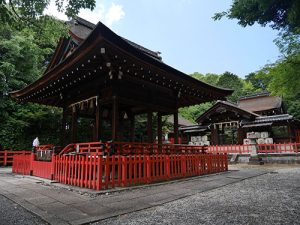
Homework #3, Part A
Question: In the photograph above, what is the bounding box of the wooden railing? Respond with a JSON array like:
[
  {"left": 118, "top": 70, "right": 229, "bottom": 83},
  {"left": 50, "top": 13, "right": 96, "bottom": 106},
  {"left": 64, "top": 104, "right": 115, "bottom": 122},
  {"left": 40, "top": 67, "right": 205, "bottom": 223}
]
[
  {"left": 257, "top": 143, "right": 300, "bottom": 154},
  {"left": 0, "top": 150, "right": 31, "bottom": 166},
  {"left": 207, "top": 143, "right": 300, "bottom": 154},
  {"left": 54, "top": 154, "right": 227, "bottom": 190},
  {"left": 36, "top": 144, "right": 54, "bottom": 151},
  {"left": 59, "top": 142, "right": 207, "bottom": 156},
  {"left": 12, "top": 154, "right": 31, "bottom": 175},
  {"left": 207, "top": 144, "right": 254, "bottom": 154},
  {"left": 11, "top": 141, "right": 226, "bottom": 190}
]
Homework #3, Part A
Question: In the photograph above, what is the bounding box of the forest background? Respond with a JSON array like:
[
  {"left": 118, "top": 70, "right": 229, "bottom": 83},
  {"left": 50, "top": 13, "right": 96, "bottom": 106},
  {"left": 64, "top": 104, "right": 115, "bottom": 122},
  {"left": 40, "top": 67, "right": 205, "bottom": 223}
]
[{"left": 0, "top": 0, "right": 299, "bottom": 149}]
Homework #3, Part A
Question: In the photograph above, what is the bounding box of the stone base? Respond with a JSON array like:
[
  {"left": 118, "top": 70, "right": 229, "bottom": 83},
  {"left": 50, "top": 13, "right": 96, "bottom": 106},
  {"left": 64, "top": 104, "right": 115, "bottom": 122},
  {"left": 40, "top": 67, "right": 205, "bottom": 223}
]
[{"left": 248, "top": 155, "right": 264, "bottom": 165}]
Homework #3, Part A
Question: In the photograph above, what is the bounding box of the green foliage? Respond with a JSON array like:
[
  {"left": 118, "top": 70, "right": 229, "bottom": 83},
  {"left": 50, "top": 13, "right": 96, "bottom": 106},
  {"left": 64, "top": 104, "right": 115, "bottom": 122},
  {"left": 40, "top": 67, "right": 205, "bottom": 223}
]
[
  {"left": 213, "top": 0, "right": 300, "bottom": 33},
  {"left": 217, "top": 71, "right": 245, "bottom": 102},
  {"left": 0, "top": 17, "right": 67, "bottom": 149},
  {"left": 179, "top": 102, "right": 213, "bottom": 123},
  {"left": 0, "top": 0, "right": 96, "bottom": 26},
  {"left": 255, "top": 52, "right": 300, "bottom": 118},
  {"left": 245, "top": 72, "right": 266, "bottom": 91}
]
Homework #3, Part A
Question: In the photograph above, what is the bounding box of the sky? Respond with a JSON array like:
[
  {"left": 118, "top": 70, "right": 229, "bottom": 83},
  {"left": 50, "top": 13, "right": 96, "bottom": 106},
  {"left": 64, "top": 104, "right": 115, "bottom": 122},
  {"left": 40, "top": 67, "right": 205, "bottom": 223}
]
[{"left": 45, "top": 0, "right": 281, "bottom": 78}]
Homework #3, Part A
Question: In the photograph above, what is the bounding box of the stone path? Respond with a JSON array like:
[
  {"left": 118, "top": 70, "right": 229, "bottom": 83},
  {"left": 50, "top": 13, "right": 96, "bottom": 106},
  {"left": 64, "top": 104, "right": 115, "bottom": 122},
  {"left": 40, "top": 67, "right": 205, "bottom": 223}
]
[{"left": 0, "top": 167, "right": 267, "bottom": 225}]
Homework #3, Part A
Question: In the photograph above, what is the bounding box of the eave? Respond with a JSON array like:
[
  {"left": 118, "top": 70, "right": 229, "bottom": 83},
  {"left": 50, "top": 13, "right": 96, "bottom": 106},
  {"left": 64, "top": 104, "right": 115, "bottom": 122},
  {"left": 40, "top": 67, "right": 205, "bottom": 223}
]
[{"left": 10, "top": 21, "right": 233, "bottom": 108}]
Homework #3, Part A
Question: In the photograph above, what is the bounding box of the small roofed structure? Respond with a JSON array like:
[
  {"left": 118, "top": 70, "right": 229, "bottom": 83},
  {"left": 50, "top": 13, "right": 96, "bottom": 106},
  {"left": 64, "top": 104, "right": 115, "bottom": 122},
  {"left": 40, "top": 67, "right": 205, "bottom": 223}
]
[
  {"left": 10, "top": 17, "right": 233, "bottom": 147},
  {"left": 180, "top": 97, "right": 300, "bottom": 146}
]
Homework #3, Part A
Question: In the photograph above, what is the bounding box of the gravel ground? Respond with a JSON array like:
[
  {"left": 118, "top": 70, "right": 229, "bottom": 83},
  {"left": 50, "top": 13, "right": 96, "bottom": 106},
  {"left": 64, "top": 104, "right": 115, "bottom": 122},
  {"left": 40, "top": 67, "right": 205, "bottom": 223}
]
[
  {"left": 98, "top": 166, "right": 300, "bottom": 225},
  {"left": 0, "top": 194, "right": 48, "bottom": 225}
]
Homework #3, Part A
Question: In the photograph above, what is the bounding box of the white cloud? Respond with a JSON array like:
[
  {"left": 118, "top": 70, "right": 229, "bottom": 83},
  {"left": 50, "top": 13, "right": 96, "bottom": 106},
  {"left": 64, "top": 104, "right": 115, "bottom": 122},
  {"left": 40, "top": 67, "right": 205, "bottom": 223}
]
[
  {"left": 44, "top": 1, "right": 125, "bottom": 27},
  {"left": 105, "top": 3, "right": 125, "bottom": 26}
]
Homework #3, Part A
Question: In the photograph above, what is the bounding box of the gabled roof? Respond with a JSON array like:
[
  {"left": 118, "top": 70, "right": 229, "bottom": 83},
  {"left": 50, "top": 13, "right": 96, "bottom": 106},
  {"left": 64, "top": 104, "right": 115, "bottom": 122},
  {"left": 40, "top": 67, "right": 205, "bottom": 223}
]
[
  {"left": 67, "top": 17, "right": 162, "bottom": 61},
  {"left": 196, "top": 100, "right": 259, "bottom": 124},
  {"left": 238, "top": 92, "right": 282, "bottom": 113},
  {"left": 241, "top": 114, "right": 300, "bottom": 128},
  {"left": 167, "top": 115, "right": 196, "bottom": 126},
  {"left": 10, "top": 17, "right": 233, "bottom": 108}
]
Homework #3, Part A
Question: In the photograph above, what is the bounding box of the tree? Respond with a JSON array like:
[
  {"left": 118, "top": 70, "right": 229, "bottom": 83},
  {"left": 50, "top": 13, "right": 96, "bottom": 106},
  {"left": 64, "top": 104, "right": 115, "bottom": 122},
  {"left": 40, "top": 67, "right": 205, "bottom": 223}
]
[
  {"left": 0, "top": 17, "right": 67, "bottom": 149},
  {"left": 245, "top": 72, "right": 266, "bottom": 91},
  {"left": 191, "top": 72, "right": 220, "bottom": 87},
  {"left": 256, "top": 54, "right": 300, "bottom": 118},
  {"left": 217, "top": 71, "right": 246, "bottom": 102},
  {"left": 0, "top": 0, "right": 96, "bottom": 26},
  {"left": 180, "top": 72, "right": 258, "bottom": 122},
  {"left": 213, "top": 0, "right": 300, "bottom": 33}
]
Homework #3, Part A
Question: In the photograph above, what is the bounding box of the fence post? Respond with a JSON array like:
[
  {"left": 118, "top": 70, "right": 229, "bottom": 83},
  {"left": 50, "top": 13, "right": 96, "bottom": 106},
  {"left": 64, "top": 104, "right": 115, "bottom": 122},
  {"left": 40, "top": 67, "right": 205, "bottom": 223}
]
[
  {"left": 29, "top": 152, "right": 34, "bottom": 176},
  {"left": 181, "top": 155, "right": 186, "bottom": 177},
  {"left": 121, "top": 156, "right": 127, "bottom": 187},
  {"left": 51, "top": 153, "right": 55, "bottom": 180},
  {"left": 225, "top": 153, "right": 228, "bottom": 171},
  {"left": 4, "top": 150, "right": 7, "bottom": 166},
  {"left": 146, "top": 155, "right": 151, "bottom": 183}
]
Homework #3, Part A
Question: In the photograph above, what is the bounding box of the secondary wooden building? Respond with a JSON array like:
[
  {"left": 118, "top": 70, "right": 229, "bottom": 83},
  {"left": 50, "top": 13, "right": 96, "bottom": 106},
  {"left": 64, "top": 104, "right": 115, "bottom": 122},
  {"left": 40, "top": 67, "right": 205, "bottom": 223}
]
[
  {"left": 180, "top": 93, "right": 300, "bottom": 145},
  {"left": 10, "top": 17, "right": 232, "bottom": 147}
]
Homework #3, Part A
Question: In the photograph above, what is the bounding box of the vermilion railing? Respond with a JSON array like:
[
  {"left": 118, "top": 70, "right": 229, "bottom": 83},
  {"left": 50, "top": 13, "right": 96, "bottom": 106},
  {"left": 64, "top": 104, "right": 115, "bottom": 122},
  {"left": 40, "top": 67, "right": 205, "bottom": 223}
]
[
  {"left": 207, "top": 144, "right": 254, "bottom": 154},
  {"left": 207, "top": 143, "right": 300, "bottom": 154},
  {"left": 257, "top": 143, "right": 300, "bottom": 154},
  {"left": 0, "top": 150, "right": 31, "bottom": 166},
  {"left": 12, "top": 151, "right": 228, "bottom": 190},
  {"left": 59, "top": 142, "right": 207, "bottom": 156},
  {"left": 36, "top": 144, "right": 54, "bottom": 150},
  {"left": 54, "top": 154, "right": 227, "bottom": 190},
  {"left": 12, "top": 154, "right": 31, "bottom": 175}
]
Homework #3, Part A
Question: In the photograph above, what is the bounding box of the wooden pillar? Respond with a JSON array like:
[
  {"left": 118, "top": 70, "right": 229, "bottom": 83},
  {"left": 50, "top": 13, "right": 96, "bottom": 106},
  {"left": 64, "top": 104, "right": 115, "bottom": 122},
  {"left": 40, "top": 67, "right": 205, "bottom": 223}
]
[
  {"left": 147, "top": 111, "right": 153, "bottom": 143},
  {"left": 237, "top": 126, "right": 244, "bottom": 145},
  {"left": 60, "top": 107, "right": 67, "bottom": 147},
  {"left": 130, "top": 114, "right": 135, "bottom": 142},
  {"left": 174, "top": 109, "right": 179, "bottom": 144},
  {"left": 112, "top": 96, "right": 119, "bottom": 141},
  {"left": 211, "top": 125, "right": 218, "bottom": 145},
  {"left": 71, "top": 106, "right": 78, "bottom": 143},
  {"left": 288, "top": 123, "right": 294, "bottom": 143},
  {"left": 95, "top": 98, "right": 101, "bottom": 141},
  {"left": 157, "top": 112, "right": 162, "bottom": 146}
]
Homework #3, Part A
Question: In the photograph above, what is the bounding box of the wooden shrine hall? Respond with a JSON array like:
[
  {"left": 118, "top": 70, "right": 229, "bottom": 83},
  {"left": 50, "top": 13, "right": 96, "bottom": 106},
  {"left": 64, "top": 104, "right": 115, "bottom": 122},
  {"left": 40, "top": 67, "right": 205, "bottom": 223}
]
[{"left": 10, "top": 17, "right": 233, "bottom": 147}]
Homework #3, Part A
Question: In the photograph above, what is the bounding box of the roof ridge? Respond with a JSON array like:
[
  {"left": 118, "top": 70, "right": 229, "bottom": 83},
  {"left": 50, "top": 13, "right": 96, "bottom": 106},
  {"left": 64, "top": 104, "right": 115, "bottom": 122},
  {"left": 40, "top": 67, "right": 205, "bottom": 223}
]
[{"left": 238, "top": 91, "right": 270, "bottom": 100}]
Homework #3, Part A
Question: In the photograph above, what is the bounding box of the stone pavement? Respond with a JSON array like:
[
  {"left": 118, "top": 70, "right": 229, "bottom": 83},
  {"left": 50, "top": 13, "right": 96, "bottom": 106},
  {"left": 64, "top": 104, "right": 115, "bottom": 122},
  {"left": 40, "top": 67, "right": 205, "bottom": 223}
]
[{"left": 0, "top": 167, "right": 267, "bottom": 225}]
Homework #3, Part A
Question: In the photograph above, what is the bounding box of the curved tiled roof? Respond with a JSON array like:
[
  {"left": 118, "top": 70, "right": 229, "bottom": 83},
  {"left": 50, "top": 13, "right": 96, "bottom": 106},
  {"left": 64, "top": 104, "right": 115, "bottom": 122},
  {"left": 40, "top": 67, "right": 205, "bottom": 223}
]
[
  {"left": 10, "top": 17, "right": 233, "bottom": 107},
  {"left": 238, "top": 94, "right": 282, "bottom": 113},
  {"left": 67, "top": 17, "right": 162, "bottom": 61}
]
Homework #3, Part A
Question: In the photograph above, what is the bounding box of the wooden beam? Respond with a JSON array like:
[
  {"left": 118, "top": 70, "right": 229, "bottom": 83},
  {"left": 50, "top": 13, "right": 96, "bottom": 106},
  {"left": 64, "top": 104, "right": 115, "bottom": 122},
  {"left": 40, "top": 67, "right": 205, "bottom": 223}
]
[
  {"left": 147, "top": 111, "right": 153, "bottom": 143},
  {"left": 112, "top": 96, "right": 119, "bottom": 141}
]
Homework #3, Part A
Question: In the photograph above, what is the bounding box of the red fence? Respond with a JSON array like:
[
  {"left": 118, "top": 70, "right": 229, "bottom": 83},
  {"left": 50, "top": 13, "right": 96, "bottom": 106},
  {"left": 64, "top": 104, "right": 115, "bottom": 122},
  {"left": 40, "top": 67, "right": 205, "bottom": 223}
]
[
  {"left": 207, "top": 145, "right": 254, "bottom": 154},
  {"left": 54, "top": 154, "right": 227, "bottom": 190},
  {"left": 12, "top": 154, "right": 31, "bottom": 175},
  {"left": 207, "top": 143, "right": 300, "bottom": 154},
  {"left": 257, "top": 143, "right": 300, "bottom": 154},
  {"left": 0, "top": 150, "right": 31, "bottom": 166},
  {"left": 59, "top": 142, "right": 207, "bottom": 156},
  {"left": 12, "top": 152, "right": 227, "bottom": 190},
  {"left": 31, "top": 160, "right": 55, "bottom": 179},
  {"left": 12, "top": 153, "right": 55, "bottom": 179}
]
